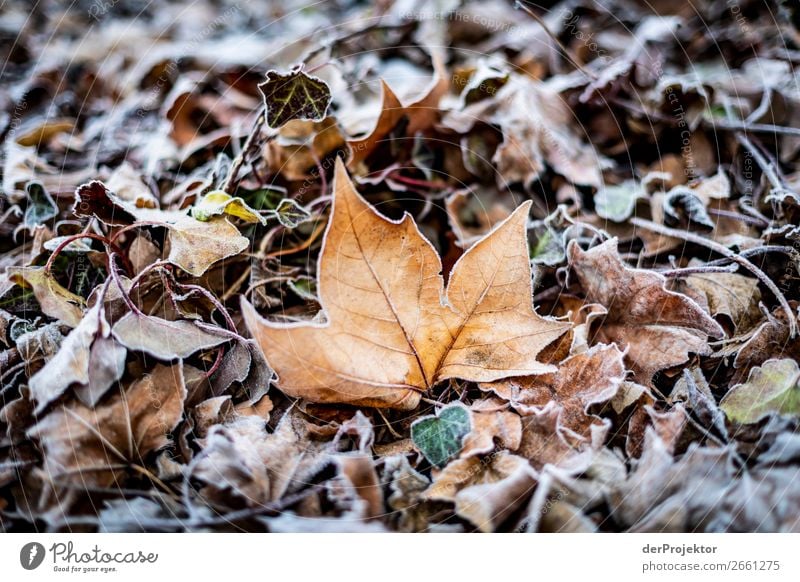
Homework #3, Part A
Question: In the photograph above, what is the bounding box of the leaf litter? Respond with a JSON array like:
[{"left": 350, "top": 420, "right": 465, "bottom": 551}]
[{"left": 1, "top": 0, "right": 800, "bottom": 533}]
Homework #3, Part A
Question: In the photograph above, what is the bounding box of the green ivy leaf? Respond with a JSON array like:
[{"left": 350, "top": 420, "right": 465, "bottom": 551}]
[
  {"left": 411, "top": 403, "right": 472, "bottom": 467},
  {"left": 273, "top": 198, "right": 311, "bottom": 228},
  {"left": 23, "top": 181, "right": 58, "bottom": 227},
  {"left": 259, "top": 68, "right": 332, "bottom": 129},
  {"left": 595, "top": 181, "right": 643, "bottom": 222},
  {"left": 720, "top": 358, "right": 800, "bottom": 424}
]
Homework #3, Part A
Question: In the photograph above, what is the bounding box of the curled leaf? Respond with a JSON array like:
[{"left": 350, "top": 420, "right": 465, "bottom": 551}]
[{"left": 191, "top": 190, "right": 266, "bottom": 225}]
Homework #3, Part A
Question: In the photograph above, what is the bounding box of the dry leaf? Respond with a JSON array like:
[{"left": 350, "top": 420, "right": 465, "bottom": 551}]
[
  {"left": 243, "top": 159, "right": 569, "bottom": 408},
  {"left": 568, "top": 239, "right": 723, "bottom": 383},
  {"left": 135, "top": 209, "right": 249, "bottom": 277},
  {"left": 482, "top": 343, "right": 626, "bottom": 436},
  {"left": 517, "top": 402, "right": 606, "bottom": 474},
  {"left": 443, "top": 75, "right": 606, "bottom": 187},
  {"left": 111, "top": 311, "right": 229, "bottom": 360},
  {"left": 28, "top": 363, "right": 186, "bottom": 488},
  {"left": 29, "top": 302, "right": 126, "bottom": 411},
  {"left": 461, "top": 399, "right": 522, "bottom": 458},
  {"left": 348, "top": 70, "right": 448, "bottom": 167},
  {"left": 6, "top": 266, "right": 85, "bottom": 328},
  {"left": 424, "top": 451, "right": 536, "bottom": 532}
]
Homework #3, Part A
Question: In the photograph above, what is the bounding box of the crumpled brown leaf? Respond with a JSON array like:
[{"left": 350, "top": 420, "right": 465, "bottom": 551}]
[
  {"left": 193, "top": 410, "right": 330, "bottom": 507},
  {"left": 443, "top": 74, "right": 607, "bottom": 188},
  {"left": 424, "top": 450, "right": 536, "bottom": 532},
  {"left": 243, "top": 159, "right": 569, "bottom": 409},
  {"left": 28, "top": 362, "right": 186, "bottom": 488},
  {"left": 482, "top": 343, "right": 626, "bottom": 436},
  {"left": 568, "top": 239, "right": 724, "bottom": 383}
]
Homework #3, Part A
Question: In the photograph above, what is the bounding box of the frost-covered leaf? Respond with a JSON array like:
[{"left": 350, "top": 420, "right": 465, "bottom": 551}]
[
  {"left": 720, "top": 359, "right": 800, "bottom": 424},
  {"left": 243, "top": 160, "right": 569, "bottom": 408},
  {"left": 191, "top": 190, "right": 266, "bottom": 224},
  {"left": 259, "top": 69, "right": 332, "bottom": 128},
  {"left": 411, "top": 403, "right": 472, "bottom": 467}
]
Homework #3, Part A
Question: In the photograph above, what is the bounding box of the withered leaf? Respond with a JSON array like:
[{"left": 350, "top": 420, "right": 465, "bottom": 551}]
[
  {"left": 28, "top": 363, "right": 186, "bottom": 488},
  {"left": 135, "top": 210, "right": 249, "bottom": 277},
  {"left": 73, "top": 180, "right": 137, "bottom": 226},
  {"left": 348, "top": 71, "right": 448, "bottom": 167},
  {"left": 243, "top": 159, "right": 569, "bottom": 409},
  {"left": 483, "top": 343, "right": 626, "bottom": 437},
  {"left": 259, "top": 69, "right": 332, "bottom": 129},
  {"left": 112, "top": 311, "right": 229, "bottom": 360},
  {"left": 6, "top": 266, "right": 85, "bottom": 328},
  {"left": 568, "top": 239, "right": 723, "bottom": 383},
  {"left": 424, "top": 451, "right": 536, "bottom": 532},
  {"left": 461, "top": 399, "right": 522, "bottom": 458},
  {"left": 517, "top": 402, "right": 606, "bottom": 474},
  {"left": 29, "top": 301, "right": 126, "bottom": 412}
]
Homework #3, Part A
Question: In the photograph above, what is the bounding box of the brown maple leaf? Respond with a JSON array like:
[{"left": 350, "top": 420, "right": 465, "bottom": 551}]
[
  {"left": 347, "top": 66, "right": 448, "bottom": 168},
  {"left": 568, "top": 239, "right": 723, "bottom": 383},
  {"left": 243, "top": 158, "right": 569, "bottom": 409}
]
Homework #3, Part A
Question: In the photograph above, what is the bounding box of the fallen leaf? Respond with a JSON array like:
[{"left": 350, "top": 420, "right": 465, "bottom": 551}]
[
  {"left": 243, "top": 159, "right": 569, "bottom": 408},
  {"left": 720, "top": 359, "right": 800, "bottom": 424},
  {"left": 568, "top": 239, "right": 723, "bottom": 383},
  {"left": 348, "top": 70, "right": 448, "bottom": 167},
  {"left": 443, "top": 75, "right": 606, "bottom": 188},
  {"left": 135, "top": 210, "right": 249, "bottom": 277},
  {"left": 6, "top": 266, "right": 85, "bottom": 328},
  {"left": 424, "top": 451, "right": 536, "bottom": 532},
  {"left": 461, "top": 398, "right": 522, "bottom": 458},
  {"left": 29, "top": 301, "right": 126, "bottom": 411},
  {"left": 191, "top": 190, "right": 266, "bottom": 224},
  {"left": 517, "top": 402, "right": 606, "bottom": 474},
  {"left": 411, "top": 403, "right": 472, "bottom": 467},
  {"left": 28, "top": 363, "right": 186, "bottom": 488},
  {"left": 193, "top": 411, "right": 329, "bottom": 506},
  {"left": 259, "top": 69, "right": 332, "bottom": 129},
  {"left": 482, "top": 343, "right": 626, "bottom": 436},
  {"left": 111, "top": 311, "right": 229, "bottom": 360}
]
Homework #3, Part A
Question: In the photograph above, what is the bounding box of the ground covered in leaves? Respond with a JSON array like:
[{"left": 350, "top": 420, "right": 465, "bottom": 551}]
[{"left": 2, "top": 0, "right": 800, "bottom": 532}]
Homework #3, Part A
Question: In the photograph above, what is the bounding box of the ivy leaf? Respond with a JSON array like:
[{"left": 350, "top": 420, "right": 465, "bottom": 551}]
[
  {"left": 273, "top": 198, "right": 311, "bottom": 228},
  {"left": 411, "top": 403, "right": 472, "bottom": 467},
  {"left": 595, "top": 181, "right": 643, "bottom": 222},
  {"left": 191, "top": 190, "right": 267, "bottom": 225},
  {"left": 259, "top": 69, "right": 332, "bottom": 129},
  {"left": 720, "top": 359, "right": 800, "bottom": 424},
  {"left": 23, "top": 181, "right": 58, "bottom": 228}
]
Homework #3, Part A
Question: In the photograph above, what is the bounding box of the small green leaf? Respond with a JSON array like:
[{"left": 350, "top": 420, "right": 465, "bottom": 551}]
[
  {"left": 411, "top": 403, "right": 472, "bottom": 467},
  {"left": 595, "top": 181, "right": 643, "bottom": 222},
  {"left": 720, "top": 358, "right": 800, "bottom": 424},
  {"left": 259, "top": 68, "right": 332, "bottom": 129},
  {"left": 273, "top": 198, "right": 311, "bottom": 228},
  {"left": 23, "top": 181, "right": 58, "bottom": 227}
]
